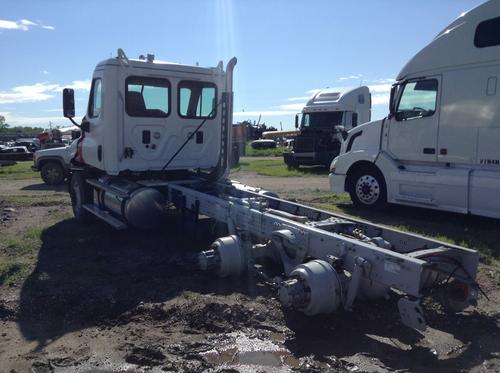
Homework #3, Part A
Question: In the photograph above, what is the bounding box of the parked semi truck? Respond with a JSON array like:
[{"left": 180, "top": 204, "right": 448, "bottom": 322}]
[
  {"left": 330, "top": 1, "right": 500, "bottom": 219},
  {"left": 283, "top": 86, "right": 371, "bottom": 168},
  {"left": 61, "top": 49, "right": 481, "bottom": 331}
]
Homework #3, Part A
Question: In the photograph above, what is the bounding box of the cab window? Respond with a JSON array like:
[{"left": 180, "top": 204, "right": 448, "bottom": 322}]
[
  {"left": 396, "top": 79, "right": 438, "bottom": 120},
  {"left": 474, "top": 16, "right": 500, "bottom": 48},
  {"left": 89, "top": 78, "right": 102, "bottom": 118},
  {"left": 178, "top": 81, "right": 217, "bottom": 118},
  {"left": 126, "top": 77, "right": 170, "bottom": 117},
  {"left": 301, "top": 111, "right": 343, "bottom": 128}
]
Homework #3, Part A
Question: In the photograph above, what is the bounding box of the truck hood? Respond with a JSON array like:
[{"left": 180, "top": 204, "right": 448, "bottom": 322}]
[
  {"left": 34, "top": 146, "right": 69, "bottom": 158},
  {"left": 341, "top": 118, "right": 384, "bottom": 154},
  {"left": 34, "top": 139, "right": 78, "bottom": 160}
]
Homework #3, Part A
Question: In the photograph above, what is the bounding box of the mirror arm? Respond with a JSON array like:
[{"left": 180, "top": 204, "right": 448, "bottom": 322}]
[{"left": 67, "top": 117, "right": 81, "bottom": 128}]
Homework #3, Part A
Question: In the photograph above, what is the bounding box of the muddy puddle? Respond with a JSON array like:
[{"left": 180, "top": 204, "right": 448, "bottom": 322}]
[{"left": 201, "top": 332, "right": 300, "bottom": 372}]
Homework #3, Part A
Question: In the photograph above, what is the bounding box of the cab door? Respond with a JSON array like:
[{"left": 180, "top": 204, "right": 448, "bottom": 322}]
[
  {"left": 387, "top": 77, "right": 441, "bottom": 163},
  {"left": 81, "top": 75, "right": 104, "bottom": 169}
]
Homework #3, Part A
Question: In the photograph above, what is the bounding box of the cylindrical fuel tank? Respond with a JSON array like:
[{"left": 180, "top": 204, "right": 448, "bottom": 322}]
[{"left": 99, "top": 179, "right": 165, "bottom": 229}]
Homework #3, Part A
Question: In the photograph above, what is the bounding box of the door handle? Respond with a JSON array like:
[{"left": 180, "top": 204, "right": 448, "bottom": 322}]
[
  {"left": 423, "top": 148, "right": 435, "bottom": 154},
  {"left": 440, "top": 148, "right": 447, "bottom": 155}
]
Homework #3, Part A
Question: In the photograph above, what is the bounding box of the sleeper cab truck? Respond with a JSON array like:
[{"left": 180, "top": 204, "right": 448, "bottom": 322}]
[
  {"left": 283, "top": 86, "right": 371, "bottom": 168},
  {"left": 62, "top": 50, "right": 236, "bottom": 229},
  {"left": 329, "top": 0, "right": 500, "bottom": 219}
]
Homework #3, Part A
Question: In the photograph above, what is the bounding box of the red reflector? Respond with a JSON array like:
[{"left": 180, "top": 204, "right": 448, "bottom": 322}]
[{"left": 76, "top": 141, "right": 84, "bottom": 163}]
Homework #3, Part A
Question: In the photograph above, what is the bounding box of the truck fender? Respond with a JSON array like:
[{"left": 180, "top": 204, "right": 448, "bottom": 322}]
[{"left": 37, "top": 156, "right": 69, "bottom": 172}]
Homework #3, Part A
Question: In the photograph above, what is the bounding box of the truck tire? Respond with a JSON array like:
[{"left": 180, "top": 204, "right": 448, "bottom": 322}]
[
  {"left": 284, "top": 154, "right": 299, "bottom": 170},
  {"left": 69, "top": 171, "right": 94, "bottom": 222},
  {"left": 349, "top": 167, "right": 387, "bottom": 209},
  {"left": 230, "top": 147, "right": 240, "bottom": 168},
  {"left": 40, "top": 161, "right": 65, "bottom": 185}
]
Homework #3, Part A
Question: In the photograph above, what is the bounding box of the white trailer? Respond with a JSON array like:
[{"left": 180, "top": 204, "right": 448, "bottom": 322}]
[
  {"left": 329, "top": 0, "right": 500, "bottom": 218},
  {"left": 284, "top": 87, "right": 371, "bottom": 168},
  {"left": 62, "top": 49, "right": 481, "bottom": 332}
]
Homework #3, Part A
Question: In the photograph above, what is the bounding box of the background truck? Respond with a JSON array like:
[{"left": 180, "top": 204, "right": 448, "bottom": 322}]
[
  {"left": 284, "top": 86, "right": 371, "bottom": 168},
  {"left": 329, "top": 0, "right": 500, "bottom": 219},
  {"left": 0, "top": 146, "right": 33, "bottom": 161},
  {"left": 32, "top": 140, "right": 76, "bottom": 185},
  {"left": 60, "top": 49, "right": 480, "bottom": 332}
]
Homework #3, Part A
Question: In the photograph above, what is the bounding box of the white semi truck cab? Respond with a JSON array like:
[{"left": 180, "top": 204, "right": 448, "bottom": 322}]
[
  {"left": 284, "top": 86, "right": 370, "bottom": 168},
  {"left": 330, "top": 0, "right": 500, "bottom": 218},
  {"left": 68, "top": 50, "right": 234, "bottom": 177},
  {"left": 61, "top": 49, "right": 482, "bottom": 331}
]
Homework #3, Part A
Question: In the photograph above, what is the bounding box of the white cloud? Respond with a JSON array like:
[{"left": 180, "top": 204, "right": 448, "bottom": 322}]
[
  {"left": 20, "top": 19, "right": 36, "bottom": 26},
  {"left": 0, "top": 80, "right": 90, "bottom": 104},
  {"left": 338, "top": 74, "right": 363, "bottom": 81},
  {"left": 40, "top": 70, "right": 50, "bottom": 75},
  {"left": 306, "top": 88, "right": 322, "bottom": 95},
  {"left": 275, "top": 103, "right": 305, "bottom": 111},
  {"left": 367, "top": 83, "right": 392, "bottom": 106},
  {"left": 371, "top": 78, "right": 395, "bottom": 84},
  {"left": 234, "top": 110, "right": 296, "bottom": 117},
  {"left": 0, "top": 20, "right": 23, "bottom": 30},
  {"left": 287, "top": 96, "right": 311, "bottom": 102},
  {"left": 0, "top": 19, "right": 55, "bottom": 31},
  {"left": 0, "top": 111, "right": 80, "bottom": 127},
  {"left": 66, "top": 80, "right": 91, "bottom": 91}
]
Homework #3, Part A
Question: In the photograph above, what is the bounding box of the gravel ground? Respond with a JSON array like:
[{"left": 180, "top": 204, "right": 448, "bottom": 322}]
[{"left": 0, "top": 170, "right": 498, "bottom": 372}]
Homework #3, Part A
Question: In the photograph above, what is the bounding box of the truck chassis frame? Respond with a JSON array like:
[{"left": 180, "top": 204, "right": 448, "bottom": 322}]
[{"left": 80, "top": 174, "right": 480, "bottom": 331}]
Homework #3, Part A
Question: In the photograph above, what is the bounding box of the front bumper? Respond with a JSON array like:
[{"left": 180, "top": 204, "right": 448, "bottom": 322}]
[{"left": 329, "top": 172, "right": 346, "bottom": 193}]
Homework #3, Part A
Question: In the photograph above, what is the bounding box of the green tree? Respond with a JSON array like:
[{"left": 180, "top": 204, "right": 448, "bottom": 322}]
[{"left": 0, "top": 115, "right": 9, "bottom": 131}]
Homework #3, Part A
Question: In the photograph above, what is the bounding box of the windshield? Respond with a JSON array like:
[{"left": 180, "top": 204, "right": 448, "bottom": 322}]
[{"left": 301, "top": 111, "right": 343, "bottom": 128}]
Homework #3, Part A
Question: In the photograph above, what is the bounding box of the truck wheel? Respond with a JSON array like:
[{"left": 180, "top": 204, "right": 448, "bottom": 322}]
[
  {"left": 230, "top": 148, "right": 240, "bottom": 168},
  {"left": 41, "top": 162, "right": 65, "bottom": 185},
  {"left": 284, "top": 157, "right": 298, "bottom": 170},
  {"left": 349, "top": 167, "right": 387, "bottom": 209},
  {"left": 69, "top": 171, "right": 94, "bottom": 222}
]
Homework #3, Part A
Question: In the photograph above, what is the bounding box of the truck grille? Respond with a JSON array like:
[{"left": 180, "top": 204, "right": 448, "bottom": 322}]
[{"left": 294, "top": 136, "right": 314, "bottom": 152}]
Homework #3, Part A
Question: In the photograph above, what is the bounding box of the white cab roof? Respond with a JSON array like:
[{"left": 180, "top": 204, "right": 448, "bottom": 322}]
[{"left": 397, "top": 0, "right": 500, "bottom": 80}]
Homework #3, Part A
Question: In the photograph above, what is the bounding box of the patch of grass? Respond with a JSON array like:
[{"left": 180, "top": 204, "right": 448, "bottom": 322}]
[
  {"left": 0, "top": 261, "right": 32, "bottom": 286},
  {"left": 245, "top": 144, "right": 285, "bottom": 157},
  {"left": 2, "top": 226, "right": 44, "bottom": 257},
  {"left": 238, "top": 159, "right": 328, "bottom": 177},
  {"left": 2, "top": 194, "right": 67, "bottom": 207},
  {"left": 0, "top": 226, "right": 44, "bottom": 286},
  {"left": 0, "top": 161, "right": 38, "bottom": 179}
]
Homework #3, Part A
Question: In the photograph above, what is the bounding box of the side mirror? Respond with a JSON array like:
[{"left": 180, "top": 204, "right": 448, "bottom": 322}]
[
  {"left": 295, "top": 114, "right": 299, "bottom": 129},
  {"left": 63, "top": 88, "right": 75, "bottom": 118}
]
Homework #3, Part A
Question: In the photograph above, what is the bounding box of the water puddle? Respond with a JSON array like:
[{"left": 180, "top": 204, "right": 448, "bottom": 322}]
[{"left": 201, "top": 332, "right": 299, "bottom": 371}]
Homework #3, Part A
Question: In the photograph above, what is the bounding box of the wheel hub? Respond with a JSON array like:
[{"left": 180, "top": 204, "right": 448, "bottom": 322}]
[
  {"left": 356, "top": 175, "right": 380, "bottom": 205},
  {"left": 46, "top": 168, "right": 60, "bottom": 182}
]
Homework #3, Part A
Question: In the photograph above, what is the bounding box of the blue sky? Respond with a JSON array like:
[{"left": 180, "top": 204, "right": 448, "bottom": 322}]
[{"left": 0, "top": 0, "right": 485, "bottom": 130}]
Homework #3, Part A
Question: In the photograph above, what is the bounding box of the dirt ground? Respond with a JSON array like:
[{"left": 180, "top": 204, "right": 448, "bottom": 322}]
[{"left": 0, "top": 170, "right": 499, "bottom": 372}]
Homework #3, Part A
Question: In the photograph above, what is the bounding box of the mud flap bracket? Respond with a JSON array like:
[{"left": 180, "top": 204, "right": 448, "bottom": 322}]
[{"left": 398, "top": 297, "right": 426, "bottom": 331}]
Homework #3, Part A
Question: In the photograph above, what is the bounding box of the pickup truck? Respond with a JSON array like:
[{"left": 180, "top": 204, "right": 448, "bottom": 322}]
[
  {"left": 32, "top": 140, "right": 76, "bottom": 185},
  {"left": 0, "top": 146, "right": 33, "bottom": 161}
]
